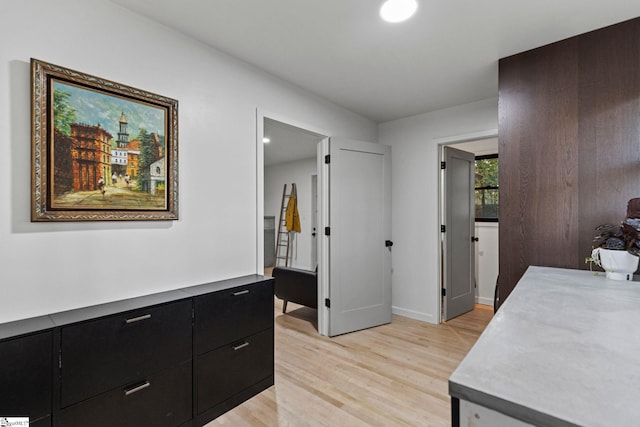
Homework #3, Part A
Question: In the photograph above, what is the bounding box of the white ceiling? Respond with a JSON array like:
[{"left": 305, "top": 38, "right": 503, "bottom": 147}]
[
  {"left": 263, "top": 118, "right": 325, "bottom": 166},
  {"left": 110, "top": 0, "right": 640, "bottom": 123},
  {"left": 109, "top": 1, "right": 640, "bottom": 166},
  {"left": 453, "top": 138, "right": 498, "bottom": 157}
]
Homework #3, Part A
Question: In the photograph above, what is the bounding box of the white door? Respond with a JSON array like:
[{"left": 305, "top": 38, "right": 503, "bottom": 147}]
[
  {"left": 442, "top": 146, "right": 476, "bottom": 320},
  {"left": 318, "top": 138, "right": 392, "bottom": 337}
]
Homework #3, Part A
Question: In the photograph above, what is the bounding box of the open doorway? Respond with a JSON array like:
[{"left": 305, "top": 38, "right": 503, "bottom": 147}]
[
  {"left": 257, "top": 113, "right": 327, "bottom": 277},
  {"left": 451, "top": 138, "right": 499, "bottom": 307},
  {"left": 438, "top": 133, "right": 499, "bottom": 321}
]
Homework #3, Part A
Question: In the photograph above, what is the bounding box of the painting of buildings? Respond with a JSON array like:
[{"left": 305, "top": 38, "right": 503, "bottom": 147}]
[{"left": 49, "top": 80, "right": 168, "bottom": 211}]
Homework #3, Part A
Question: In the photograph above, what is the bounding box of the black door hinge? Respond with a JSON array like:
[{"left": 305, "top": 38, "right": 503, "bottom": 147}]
[
  {"left": 441, "top": 225, "right": 446, "bottom": 233},
  {"left": 325, "top": 227, "right": 330, "bottom": 236},
  {"left": 325, "top": 155, "right": 330, "bottom": 164},
  {"left": 442, "top": 288, "right": 446, "bottom": 297},
  {"left": 441, "top": 161, "right": 446, "bottom": 169},
  {"left": 325, "top": 298, "right": 331, "bottom": 308}
]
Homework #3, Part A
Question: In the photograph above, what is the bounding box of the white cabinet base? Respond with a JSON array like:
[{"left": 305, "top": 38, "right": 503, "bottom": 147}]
[{"left": 459, "top": 400, "right": 534, "bottom": 427}]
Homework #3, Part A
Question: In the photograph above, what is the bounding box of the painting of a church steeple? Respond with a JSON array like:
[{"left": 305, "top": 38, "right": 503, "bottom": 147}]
[
  {"left": 112, "top": 112, "right": 130, "bottom": 175},
  {"left": 117, "top": 112, "right": 129, "bottom": 148}
]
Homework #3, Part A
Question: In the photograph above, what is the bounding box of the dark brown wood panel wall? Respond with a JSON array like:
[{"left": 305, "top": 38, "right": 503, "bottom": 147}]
[{"left": 498, "top": 18, "right": 640, "bottom": 304}]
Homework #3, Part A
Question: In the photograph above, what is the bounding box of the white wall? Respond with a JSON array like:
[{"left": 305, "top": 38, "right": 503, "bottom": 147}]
[
  {"left": 264, "top": 158, "right": 317, "bottom": 270},
  {"left": 379, "top": 98, "right": 498, "bottom": 323},
  {"left": 0, "top": 0, "right": 377, "bottom": 323}
]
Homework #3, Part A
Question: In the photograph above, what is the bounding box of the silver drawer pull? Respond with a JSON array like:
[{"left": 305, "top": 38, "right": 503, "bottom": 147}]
[
  {"left": 126, "top": 314, "right": 152, "bottom": 324},
  {"left": 124, "top": 381, "right": 150, "bottom": 396},
  {"left": 233, "top": 342, "right": 250, "bottom": 351},
  {"left": 233, "top": 290, "right": 250, "bottom": 296}
]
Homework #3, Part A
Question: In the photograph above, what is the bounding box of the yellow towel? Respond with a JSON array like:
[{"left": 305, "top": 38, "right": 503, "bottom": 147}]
[{"left": 285, "top": 195, "right": 301, "bottom": 233}]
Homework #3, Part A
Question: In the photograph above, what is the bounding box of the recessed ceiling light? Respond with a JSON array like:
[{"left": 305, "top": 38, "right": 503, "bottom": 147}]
[
  {"left": 380, "top": 0, "right": 418, "bottom": 23},
  {"left": 263, "top": 137, "right": 271, "bottom": 143}
]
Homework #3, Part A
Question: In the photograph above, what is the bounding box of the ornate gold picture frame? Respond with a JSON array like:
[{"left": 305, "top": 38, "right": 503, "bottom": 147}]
[{"left": 31, "top": 59, "right": 178, "bottom": 221}]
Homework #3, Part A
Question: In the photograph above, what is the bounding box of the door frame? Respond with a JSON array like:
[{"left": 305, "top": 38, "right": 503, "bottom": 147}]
[
  {"left": 255, "top": 109, "right": 330, "bottom": 268},
  {"left": 310, "top": 173, "right": 318, "bottom": 270},
  {"left": 318, "top": 139, "right": 330, "bottom": 335},
  {"left": 435, "top": 129, "right": 497, "bottom": 323}
]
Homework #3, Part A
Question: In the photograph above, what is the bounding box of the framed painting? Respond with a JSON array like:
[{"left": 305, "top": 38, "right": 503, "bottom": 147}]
[{"left": 31, "top": 58, "right": 178, "bottom": 221}]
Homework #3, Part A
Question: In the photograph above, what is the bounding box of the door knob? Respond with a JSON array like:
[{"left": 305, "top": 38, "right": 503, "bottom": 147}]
[
  {"left": 385, "top": 240, "right": 394, "bottom": 247},
  {"left": 471, "top": 236, "right": 479, "bottom": 242}
]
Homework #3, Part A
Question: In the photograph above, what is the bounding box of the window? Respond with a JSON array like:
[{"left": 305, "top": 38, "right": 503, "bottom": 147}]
[{"left": 475, "top": 154, "right": 498, "bottom": 222}]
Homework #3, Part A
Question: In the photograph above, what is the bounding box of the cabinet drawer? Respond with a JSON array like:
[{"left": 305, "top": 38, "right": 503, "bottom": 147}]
[
  {"left": 197, "top": 328, "right": 273, "bottom": 413},
  {"left": 60, "top": 361, "right": 192, "bottom": 427},
  {"left": 0, "top": 331, "right": 52, "bottom": 420},
  {"left": 60, "top": 299, "right": 192, "bottom": 407},
  {"left": 195, "top": 280, "right": 273, "bottom": 354}
]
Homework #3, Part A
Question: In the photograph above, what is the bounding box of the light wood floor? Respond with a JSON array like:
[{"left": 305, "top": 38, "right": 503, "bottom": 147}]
[{"left": 207, "top": 300, "right": 493, "bottom": 427}]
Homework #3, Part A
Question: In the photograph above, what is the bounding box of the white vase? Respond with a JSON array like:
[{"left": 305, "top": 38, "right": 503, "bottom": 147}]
[{"left": 591, "top": 248, "right": 640, "bottom": 281}]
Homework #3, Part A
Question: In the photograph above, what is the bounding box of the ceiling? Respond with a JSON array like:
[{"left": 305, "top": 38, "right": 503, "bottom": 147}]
[
  {"left": 263, "top": 118, "right": 325, "bottom": 166},
  {"left": 453, "top": 138, "right": 498, "bottom": 157},
  {"left": 109, "top": 1, "right": 640, "bottom": 166},
  {"left": 111, "top": 0, "right": 640, "bottom": 123}
]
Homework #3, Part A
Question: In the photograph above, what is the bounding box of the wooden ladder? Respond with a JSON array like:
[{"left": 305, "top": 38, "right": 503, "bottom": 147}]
[{"left": 275, "top": 183, "right": 292, "bottom": 266}]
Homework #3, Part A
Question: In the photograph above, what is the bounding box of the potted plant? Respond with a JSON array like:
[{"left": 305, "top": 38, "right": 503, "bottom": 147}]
[{"left": 588, "top": 198, "right": 640, "bottom": 280}]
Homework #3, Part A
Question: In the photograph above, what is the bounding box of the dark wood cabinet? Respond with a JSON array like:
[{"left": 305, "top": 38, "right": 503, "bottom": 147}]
[
  {"left": 190, "top": 279, "right": 275, "bottom": 424},
  {"left": 194, "top": 280, "right": 273, "bottom": 354},
  {"left": 0, "top": 275, "right": 274, "bottom": 427},
  {"left": 60, "top": 299, "right": 192, "bottom": 408},
  {"left": 59, "top": 361, "right": 193, "bottom": 427},
  {"left": 498, "top": 17, "right": 640, "bottom": 303},
  {"left": 0, "top": 330, "right": 52, "bottom": 426},
  {"left": 196, "top": 325, "right": 274, "bottom": 417}
]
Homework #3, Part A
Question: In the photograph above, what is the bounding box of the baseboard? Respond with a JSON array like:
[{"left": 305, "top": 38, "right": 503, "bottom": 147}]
[
  {"left": 392, "top": 306, "right": 437, "bottom": 324},
  {"left": 475, "top": 296, "right": 493, "bottom": 306}
]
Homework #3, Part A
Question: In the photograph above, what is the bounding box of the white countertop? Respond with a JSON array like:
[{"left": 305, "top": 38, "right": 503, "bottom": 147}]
[{"left": 449, "top": 266, "right": 640, "bottom": 427}]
